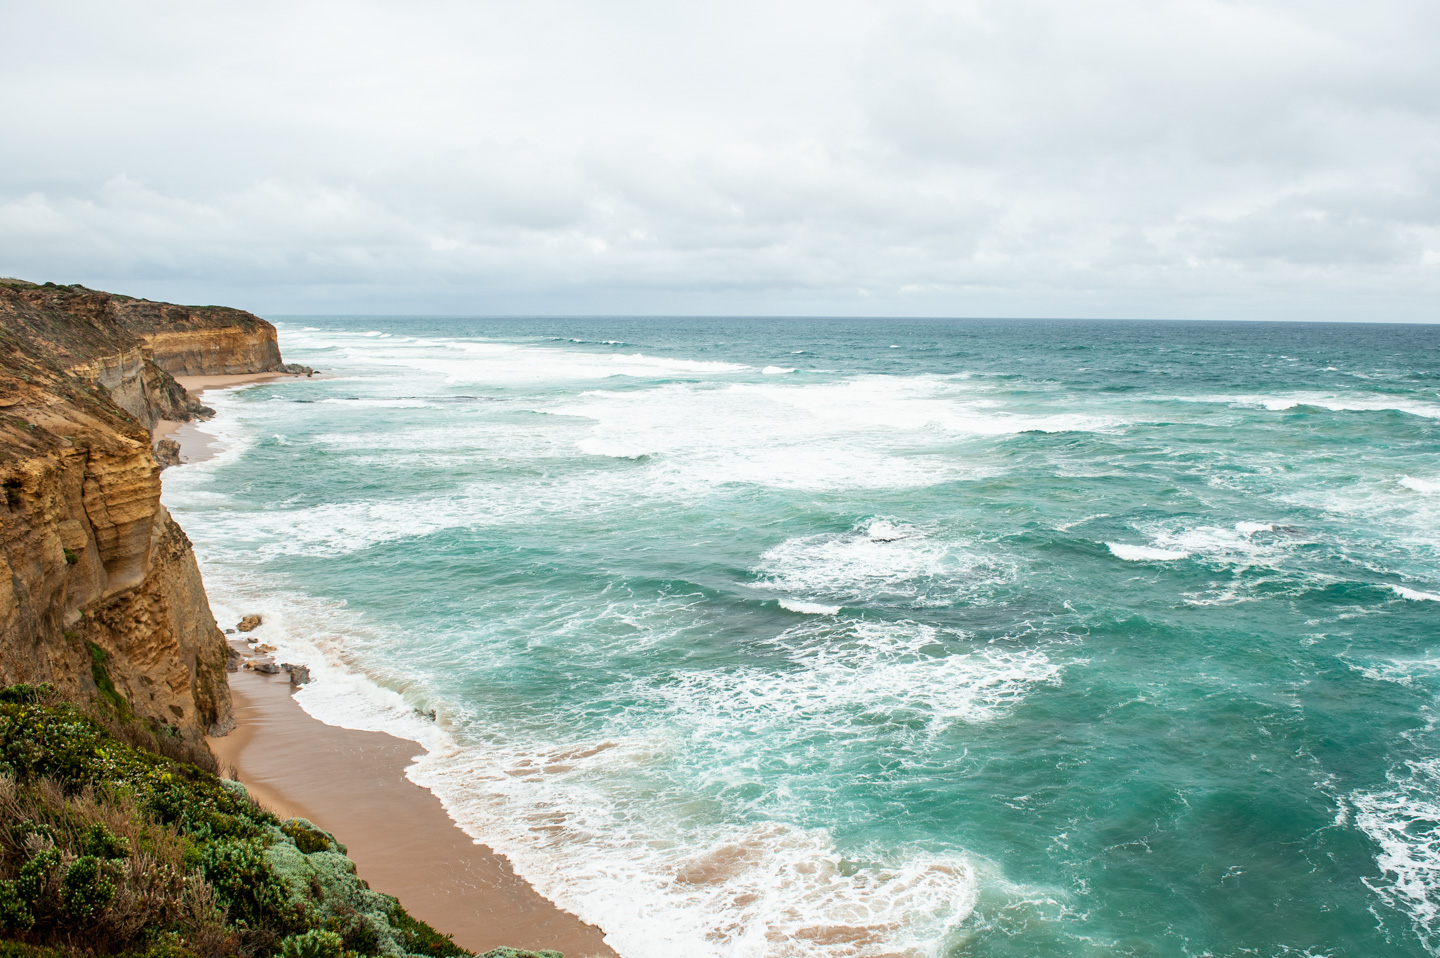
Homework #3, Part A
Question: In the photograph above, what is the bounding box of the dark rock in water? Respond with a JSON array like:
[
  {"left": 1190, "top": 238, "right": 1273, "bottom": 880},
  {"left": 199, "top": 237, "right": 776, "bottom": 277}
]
[
  {"left": 154, "top": 437, "right": 182, "bottom": 469},
  {"left": 252, "top": 659, "right": 280, "bottom": 675},
  {"left": 413, "top": 707, "right": 437, "bottom": 721},
  {"left": 271, "top": 362, "right": 316, "bottom": 375},
  {"left": 281, "top": 663, "right": 311, "bottom": 686},
  {"left": 236, "top": 614, "right": 262, "bottom": 632},
  {"left": 224, "top": 628, "right": 235, "bottom": 634}
]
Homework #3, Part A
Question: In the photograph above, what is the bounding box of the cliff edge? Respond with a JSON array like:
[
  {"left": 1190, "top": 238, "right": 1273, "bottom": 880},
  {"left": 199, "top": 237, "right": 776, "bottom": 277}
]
[{"left": 0, "top": 280, "right": 303, "bottom": 740}]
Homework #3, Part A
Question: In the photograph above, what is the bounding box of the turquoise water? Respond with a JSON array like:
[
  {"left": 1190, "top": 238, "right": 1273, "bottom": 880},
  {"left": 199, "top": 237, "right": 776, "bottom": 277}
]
[{"left": 161, "top": 318, "right": 1440, "bottom": 958}]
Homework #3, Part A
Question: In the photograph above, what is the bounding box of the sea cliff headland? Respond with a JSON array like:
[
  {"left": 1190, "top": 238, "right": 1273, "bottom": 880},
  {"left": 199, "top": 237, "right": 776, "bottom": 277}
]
[
  {"left": 0, "top": 280, "right": 604, "bottom": 957},
  {"left": 0, "top": 279, "right": 302, "bottom": 740}
]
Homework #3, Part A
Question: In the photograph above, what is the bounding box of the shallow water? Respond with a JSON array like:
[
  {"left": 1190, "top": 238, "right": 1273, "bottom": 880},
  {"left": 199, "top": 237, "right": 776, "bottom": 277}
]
[{"left": 162, "top": 317, "right": 1440, "bottom": 957}]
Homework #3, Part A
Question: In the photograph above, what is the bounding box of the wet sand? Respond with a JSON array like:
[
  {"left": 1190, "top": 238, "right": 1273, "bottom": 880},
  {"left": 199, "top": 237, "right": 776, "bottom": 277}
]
[{"left": 210, "top": 668, "right": 617, "bottom": 957}]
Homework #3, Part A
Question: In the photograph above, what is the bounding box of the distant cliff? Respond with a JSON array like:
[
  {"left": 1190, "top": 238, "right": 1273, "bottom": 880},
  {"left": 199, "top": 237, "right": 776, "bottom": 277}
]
[{"left": 0, "top": 280, "right": 303, "bottom": 739}]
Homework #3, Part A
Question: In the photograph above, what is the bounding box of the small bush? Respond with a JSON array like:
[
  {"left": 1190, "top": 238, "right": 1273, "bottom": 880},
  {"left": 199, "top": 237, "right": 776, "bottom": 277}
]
[
  {"left": 279, "top": 820, "right": 334, "bottom": 856},
  {"left": 80, "top": 822, "right": 129, "bottom": 860},
  {"left": 278, "top": 929, "right": 343, "bottom": 958},
  {"left": 0, "top": 881, "right": 33, "bottom": 933},
  {"left": 0, "top": 687, "right": 53, "bottom": 708},
  {"left": 59, "top": 855, "right": 114, "bottom": 921},
  {"left": 14, "top": 848, "right": 59, "bottom": 904}
]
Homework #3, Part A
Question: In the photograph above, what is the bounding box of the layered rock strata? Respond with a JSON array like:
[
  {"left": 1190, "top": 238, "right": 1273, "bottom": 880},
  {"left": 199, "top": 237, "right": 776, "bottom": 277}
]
[{"left": 0, "top": 280, "right": 304, "bottom": 738}]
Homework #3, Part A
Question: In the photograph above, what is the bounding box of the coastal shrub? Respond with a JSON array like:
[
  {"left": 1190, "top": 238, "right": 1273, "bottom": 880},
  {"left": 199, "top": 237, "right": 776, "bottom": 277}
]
[
  {"left": 329, "top": 910, "right": 381, "bottom": 954},
  {"left": 14, "top": 848, "right": 60, "bottom": 908},
  {"left": 278, "top": 819, "right": 337, "bottom": 855},
  {"left": 196, "top": 839, "right": 298, "bottom": 933},
  {"left": 278, "top": 929, "right": 343, "bottom": 958},
  {"left": 0, "top": 689, "right": 51, "bottom": 709},
  {"left": 58, "top": 854, "right": 114, "bottom": 921},
  {"left": 90, "top": 700, "right": 219, "bottom": 778},
  {"left": 80, "top": 822, "right": 129, "bottom": 859},
  {"left": 0, "top": 880, "right": 34, "bottom": 933},
  {"left": 0, "top": 776, "right": 224, "bottom": 954},
  {"left": 0, "top": 687, "right": 533, "bottom": 958},
  {"left": 127, "top": 936, "right": 206, "bottom": 958}
]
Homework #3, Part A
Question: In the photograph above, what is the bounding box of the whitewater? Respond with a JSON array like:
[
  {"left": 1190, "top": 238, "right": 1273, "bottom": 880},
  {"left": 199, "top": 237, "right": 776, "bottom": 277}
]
[{"left": 161, "top": 317, "right": 1440, "bottom": 957}]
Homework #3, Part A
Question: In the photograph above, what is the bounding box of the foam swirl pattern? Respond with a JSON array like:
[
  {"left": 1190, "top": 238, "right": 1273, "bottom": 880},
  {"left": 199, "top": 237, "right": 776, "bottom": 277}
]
[{"left": 163, "top": 318, "right": 1440, "bottom": 957}]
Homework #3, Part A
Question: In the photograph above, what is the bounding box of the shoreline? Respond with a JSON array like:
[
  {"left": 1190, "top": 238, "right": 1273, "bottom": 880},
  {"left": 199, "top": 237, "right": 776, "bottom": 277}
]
[
  {"left": 154, "top": 373, "right": 296, "bottom": 464},
  {"left": 175, "top": 376, "right": 618, "bottom": 958},
  {"left": 208, "top": 672, "right": 616, "bottom": 958}
]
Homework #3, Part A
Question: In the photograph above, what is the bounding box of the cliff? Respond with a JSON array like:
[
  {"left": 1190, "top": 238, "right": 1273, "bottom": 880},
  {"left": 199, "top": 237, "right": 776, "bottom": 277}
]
[{"left": 0, "top": 281, "right": 302, "bottom": 740}]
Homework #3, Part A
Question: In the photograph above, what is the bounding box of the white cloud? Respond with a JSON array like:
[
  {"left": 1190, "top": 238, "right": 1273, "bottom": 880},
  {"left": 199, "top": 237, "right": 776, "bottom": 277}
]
[{"left": 1, "top": 0, "right": 1437, "bottom": 319}]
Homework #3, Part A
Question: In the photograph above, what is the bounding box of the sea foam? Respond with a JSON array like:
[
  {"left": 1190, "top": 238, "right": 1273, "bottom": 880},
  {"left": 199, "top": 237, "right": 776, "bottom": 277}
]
[
  {"left": 1106, "top": 543, "right": 1190, "bottom": 562},
  {"left": 779, "top": 599, "right": 842, "bottom": 615},
  {"left": 1211, "top": 392, "right": 1440, "bottom": 421},
  {"left": 1393, "top": 585, "right": 1440, "bottom": 602},
  {"left": 1353, "top": 760, "right": 1440, "bottom": 953},
  {"left": 756, "top": 519, "right": 1014, "bottom": 606},
  {"left": 411, "top": 743, "right": 982, "bottom": 958}
]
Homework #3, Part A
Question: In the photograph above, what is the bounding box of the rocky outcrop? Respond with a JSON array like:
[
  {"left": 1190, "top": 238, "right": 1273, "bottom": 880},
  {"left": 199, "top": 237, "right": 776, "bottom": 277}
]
[
  {"left": 154, "top": 438, "right": 182, "bottom": 469},
  {"left": 0, "top": 280, "right": 302, "bottom": 739}
]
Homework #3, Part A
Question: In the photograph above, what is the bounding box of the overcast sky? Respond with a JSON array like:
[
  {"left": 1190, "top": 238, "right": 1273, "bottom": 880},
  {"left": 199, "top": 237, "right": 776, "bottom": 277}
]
[{"left": 3, "top": 0, "right": 1438, "bottom": 320}]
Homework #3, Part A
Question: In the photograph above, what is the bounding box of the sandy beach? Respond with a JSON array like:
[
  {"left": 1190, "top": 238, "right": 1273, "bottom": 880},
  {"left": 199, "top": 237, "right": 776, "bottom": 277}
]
[
  {"left": 154, "top": 373, "right": 297, "bottom": 463},
  {"left": 176, "top": 376, "right": 618, "bottom": 958},
  {"left": 208, "top": 673, "right": 616, "bottom": 957}
]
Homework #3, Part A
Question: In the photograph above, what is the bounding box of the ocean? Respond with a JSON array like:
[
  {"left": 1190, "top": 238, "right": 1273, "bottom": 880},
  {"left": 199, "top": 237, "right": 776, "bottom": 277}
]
[{"left": 160, "top": 316, "right": 1440, "bottom": 958}]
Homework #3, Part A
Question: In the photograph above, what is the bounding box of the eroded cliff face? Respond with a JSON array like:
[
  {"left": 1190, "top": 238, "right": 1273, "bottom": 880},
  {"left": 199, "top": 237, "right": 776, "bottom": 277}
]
[
  {"left": 0, "top": 281, "right": 298, "bottom": 738},
  {"left": 143, "top": 328, "right": 282, "bottom": 376},
  {"left": 112, "top": 298, "right": 283, "bottom": 376}
]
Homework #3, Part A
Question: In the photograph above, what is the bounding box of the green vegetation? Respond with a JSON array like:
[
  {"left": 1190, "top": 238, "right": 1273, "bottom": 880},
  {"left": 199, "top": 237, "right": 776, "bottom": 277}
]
[
  {"left": 0, "top": 685, "right": 538, "bottom": 958},
  {"left": 84, "top": 645, "right": 130, "bottom": 722}
]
